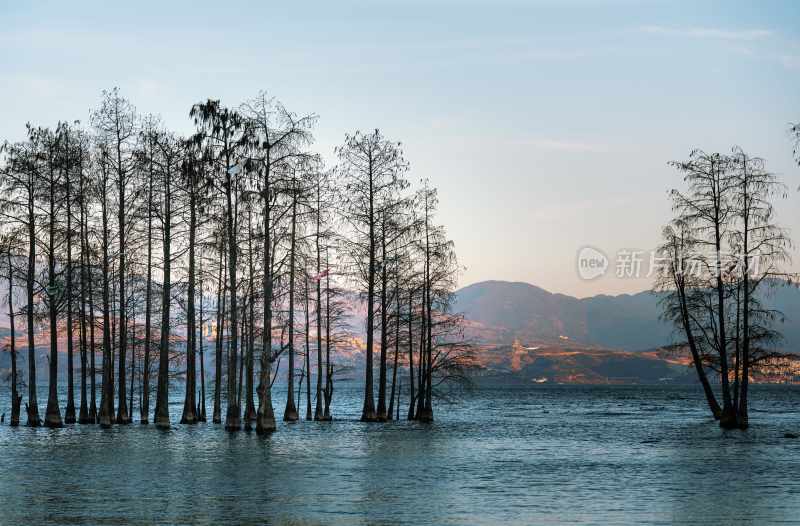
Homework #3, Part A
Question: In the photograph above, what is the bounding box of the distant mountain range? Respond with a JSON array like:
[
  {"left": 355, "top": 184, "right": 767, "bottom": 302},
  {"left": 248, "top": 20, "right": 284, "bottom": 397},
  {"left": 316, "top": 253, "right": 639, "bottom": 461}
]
[
  {"left": 454, "top": 280, "right": 800, "bottom": 353},
  {"left": 452, "top": 280, "right": 800, "bottom": 385}
]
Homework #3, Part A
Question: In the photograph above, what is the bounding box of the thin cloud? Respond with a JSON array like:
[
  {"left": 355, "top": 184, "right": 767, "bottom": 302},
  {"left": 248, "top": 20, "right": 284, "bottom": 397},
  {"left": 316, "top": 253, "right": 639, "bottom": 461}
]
[
  {"left": 780, "top": 55, "right": 800, "bottom": 70},
  {"left": 639, "top": 25, "right": 773, "bottom": 41},
  {"left": 526, "top": 139, "right": 610, "bottom": 153}
]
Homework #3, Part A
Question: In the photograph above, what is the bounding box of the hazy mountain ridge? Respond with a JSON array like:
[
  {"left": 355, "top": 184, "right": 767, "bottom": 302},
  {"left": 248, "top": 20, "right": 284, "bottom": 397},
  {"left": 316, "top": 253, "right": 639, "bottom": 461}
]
[{"left": 454, "top": 280, "right": 800, "bottom": 353}]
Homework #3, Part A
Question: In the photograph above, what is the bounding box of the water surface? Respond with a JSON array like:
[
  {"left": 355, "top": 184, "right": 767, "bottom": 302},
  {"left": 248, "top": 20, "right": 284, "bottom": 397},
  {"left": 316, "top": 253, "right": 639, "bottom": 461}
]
[{"left": 1, "top": 384, "right": 799, "bottom": 525}]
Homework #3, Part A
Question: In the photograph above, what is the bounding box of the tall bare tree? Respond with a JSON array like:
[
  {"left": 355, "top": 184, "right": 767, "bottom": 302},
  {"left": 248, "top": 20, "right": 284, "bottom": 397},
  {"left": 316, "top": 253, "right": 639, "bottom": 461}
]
[
  {"left": 190, "top": 100, "right": 249, "bottom": 431},
  {"left": 241, "top": 93, "right": 315, "bottom": 433},
  {"left": 0, "top": 232, "right": 23, "bottom": 426},
  {"left": 92, "top": 88, "right": 138, "bottom": 425},
  {"left": 0, "top": 128, "right": 43, "bottom": 426},
  {"left": 337, "top": 129, "right": 408, "bottom": 422}
]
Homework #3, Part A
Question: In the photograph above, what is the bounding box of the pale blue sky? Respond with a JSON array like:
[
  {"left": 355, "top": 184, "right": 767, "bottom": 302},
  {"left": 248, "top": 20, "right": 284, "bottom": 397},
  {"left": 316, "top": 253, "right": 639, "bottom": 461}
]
[{"left": 1, "top": 0, "right": 799, "bottom": 296}]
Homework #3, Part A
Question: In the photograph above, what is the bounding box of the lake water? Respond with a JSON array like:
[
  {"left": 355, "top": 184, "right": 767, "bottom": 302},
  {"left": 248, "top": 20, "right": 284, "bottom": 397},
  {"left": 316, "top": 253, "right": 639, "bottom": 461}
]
[{"left": 1, "top": 384, "right": 799, "bottom": 525}]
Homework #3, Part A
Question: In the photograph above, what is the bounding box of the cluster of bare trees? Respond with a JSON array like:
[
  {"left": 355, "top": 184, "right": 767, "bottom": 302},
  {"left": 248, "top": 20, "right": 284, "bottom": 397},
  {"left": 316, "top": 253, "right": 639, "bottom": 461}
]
[
  {"left": 655, "top": 147, "right": 792, "bottom": 429},
  {"left": 0, "top": 88, "right": 472, "bottom": 431}
]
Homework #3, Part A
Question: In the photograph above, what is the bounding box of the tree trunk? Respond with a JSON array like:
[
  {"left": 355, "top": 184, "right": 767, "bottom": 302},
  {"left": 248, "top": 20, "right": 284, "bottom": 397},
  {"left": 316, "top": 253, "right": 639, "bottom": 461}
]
[
  {"left": 322, "top": 249, "right": 333, "bottom": 421},
  {"left": 387, "top": 277, "right": 401, "bottom": 421},
  {"left": 238, "top": 299, "right": 246, "bottom": 420},
  {"left": 181, "top": 184, "right": 198, "bottom": 425},
  {"left": 154, "top": 168, "right": 172, "bottom": 430},
  {"left": 198, "top": 262, "right": 207, "bottom": 422},
  {"left": 141, "top": 166, "right": 153, "bottom": 425},
  {"left": 87, "top": 241, "right": 97, "bottom": 424},
  {"left": 678, "top": 285, "right": 721, "bottom": 419},
  {"left": 224, "top": 153, "right": 241, "bottom": 432},
  {"left": 407, "top": 290, "right": 415, "bottom": 421},
  {"left": 44, "top": 162, "right": 63, "bottom": 429},
  {"left": 244, "top": 209, "right": 256, "bottom": 426},
  {"left": 377, "top": 217, "right": 388, "bottom": 421},
  {"left": 256, "top": 171, "right": 276, "bottom": 434},
  {"left": 732, "top": 282, "right": 741, "bottom": 413},
  {"left": 64, "top": 170, "right": 76, "bottom": 425},
  {"left": 415, "top": 296, "right": 426, "bottom": 420},
  {"left": 78, "top": 166, "right": 90, "bottom": 424},
  {"left": 361, "top": 157, "right": 377, "bottom": 422},
  {"left": 314, "top": 183, "right": 324, "bottom": 420},
  {"left": 129, "top": 319, "right": 136, "bottom": 419},
  {"left": 25, "top": 182, "right": 40, "bottom": 427},
  {"left": 418, "top": 202, "right": 434, "bottom": 423},
  {"left": 738, "top": 173, "right": 751, "bottom": 430},
  {"left": 304, "top": 278, "right": 312, "bottom": 421},
  {"left": 284, "top": 187, "right": 299, "bottom": 422},
  {"left": 115, "top": 136, "right": 130, "bottom": 426},
  {"left": 713, "top": 170, "right": 735, "bottom": 428},
  {"left": 99, "top": 184, "right": 113, "bottom": 428},
  {"left": 213, "top": 233, "right": 226, "bottom": 424},
  {"left": 422, "top": 243, "right": 434, "bottom": 422},
  {"left": 7, "top": 252, "right": 21, "bottom": 426}
]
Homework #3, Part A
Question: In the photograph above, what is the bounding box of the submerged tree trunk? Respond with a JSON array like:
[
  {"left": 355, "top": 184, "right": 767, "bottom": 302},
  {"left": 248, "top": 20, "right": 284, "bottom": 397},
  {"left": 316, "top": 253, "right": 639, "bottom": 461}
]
[
  {"left": 108, "top": 277, "right": 116, "bottom": 422},
  {"left": 284, "top": 187, "right": 299, "bottom": 422},
  {"left": 25, "top": 176, "right": 40, "bottom": 427},
  {"left": 679, "top": 292, "right": 721, "bottom": 419},
  {"left": 154, "top": 167, "right": 172, "bottom": 430},
  {"left": 244, "top": 294, "right": 255, "bottom": 430},
  {"left": 418, "top": 195, "right": 434, "bottom": 423},
  {"left": 322, "top": 250, "right": 333, "bottom": 421},
  {"left": 78, "top": 166, "right": 90, "bottom": 424},
  {"left": 129, "top": 319, "right": 136, "bottom": 420},
  {"left": 362, "top": 163, "right": 377, "bottom": 422},
  {"left": 738, "top": 177, "right": 752, "bottom": 430},
  {"left": 387, "top": 277, "right": 401, "bottom": 421},
  {"left": 99, "top": 162, "right": 114, "bottom": 429},
  {"left": 238, "top": 299, "right": 246, "bottom": 420},
  {"left": 407, "top": 290, "right": 415, "bottom": 421},
  {"left": 88, "top": 244, "right": 97, "bottom": 424},
  {"left": 304, "top": 278, "right": 312, "bottom": 421},
  {"left": 713, "top": 199, "right": 735, "bottom": 428},
  {"left": 314, "top": 189, "right": 324, "bottom": 421},
  {"left": 64, "top": 171, "right": 76, "bottom": 425},
  {"left": 377, "top": 218, "right": 388, "bottom": 421},
  {"left": 7, "top": 252, "right": 21, "bottom": 426},
  {"left": 415, "top": 281, "right": 428, "bottom": 421},
  {"left": 141, "top": 167, "right": 154, "bottom": 425},
  {"left": 256, "top": 180, "right": 276, "bottom": 434},
  {"left": 181, "top": 183, "right": 198, "bottom": 425},
  {"left": 115, "top": 139, "right": 130, "bottom": 426},
  {"left": 224, "top": 157, "right": 241, "bottom": 432},
  {"left": 198, "top": 260, "right": 207, "bottom": 422},
  {"left": 44, "top": 159, "right": 63, "bottom": 429},
  {"left": 732, "top": 282, "right": 741, "bottom": 413},
  {"left": 244, "top": 209, "right": 256, "bottom": 426},
  {"left": 213, "top": 234, "right": 226, "bottom": 424},
  {"left": 422, "top": 253, "right": 434, "bottom": 422}
]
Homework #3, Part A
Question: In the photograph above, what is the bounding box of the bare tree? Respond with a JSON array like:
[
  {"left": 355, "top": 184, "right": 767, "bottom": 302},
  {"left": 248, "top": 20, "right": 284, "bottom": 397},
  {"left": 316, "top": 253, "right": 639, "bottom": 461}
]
[
  {"left": 92, "top": 88, "right": 138, "bottom": 425},
  {"left": 0, "top": 129, "right": 43, "bottom": 426},
  {"left": 190, "top": 99, "right": 249, "bottom": 431},
  {"left": 242, "top": 93, "right": 315, "bottom": 433},
  {"left": 153, "top": 132, "right": 183, "bottom": 429},
  {"left": 728, "top": 147, "right": 790, "bottom": 428},
  {"left": 0, "top": 231, "right": 23, "bottom": 426},
  {"left": 664, "top": 148, "right": 791, "bottom": 429},
  {"left": 337, "top": 129, "right": 408, "bottom": 422},
  {"left": 669, "top": 151, "right": 738, "bottom": 427}
]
